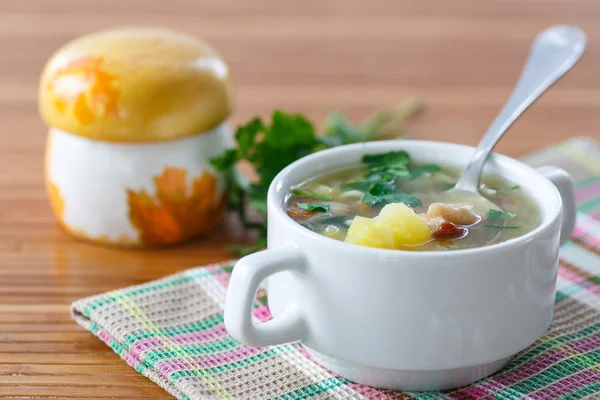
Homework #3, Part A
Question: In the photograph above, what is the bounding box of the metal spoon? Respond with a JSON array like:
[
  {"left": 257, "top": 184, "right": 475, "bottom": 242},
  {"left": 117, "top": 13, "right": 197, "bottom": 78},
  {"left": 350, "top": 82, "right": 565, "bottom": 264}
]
[{"left": 446, "top": 25, "right": 586, "bottom": 213}]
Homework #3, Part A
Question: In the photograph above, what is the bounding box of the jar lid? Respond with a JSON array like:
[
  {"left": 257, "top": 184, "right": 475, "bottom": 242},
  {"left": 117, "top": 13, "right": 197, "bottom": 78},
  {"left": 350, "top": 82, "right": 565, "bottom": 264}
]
[{"left": 39, "top": 27, "right": 233, "bottom": 142}]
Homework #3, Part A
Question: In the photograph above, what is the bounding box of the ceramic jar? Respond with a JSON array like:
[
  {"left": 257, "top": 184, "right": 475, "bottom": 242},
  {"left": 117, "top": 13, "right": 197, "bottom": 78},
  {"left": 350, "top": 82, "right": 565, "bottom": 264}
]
[{"left": 39, "top": 28, "right": 234, "bottom": 247}]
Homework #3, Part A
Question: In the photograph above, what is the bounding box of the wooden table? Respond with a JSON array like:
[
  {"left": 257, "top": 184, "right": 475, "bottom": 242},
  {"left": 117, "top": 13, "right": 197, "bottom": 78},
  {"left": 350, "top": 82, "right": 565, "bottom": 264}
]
[{"left": 1, "top": 0, "right": 599, "bottom": 398}]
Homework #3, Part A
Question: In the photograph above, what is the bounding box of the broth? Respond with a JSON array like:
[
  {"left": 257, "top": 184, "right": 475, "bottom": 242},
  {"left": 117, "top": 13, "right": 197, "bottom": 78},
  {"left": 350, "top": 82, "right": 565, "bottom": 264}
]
[{"left": 285, "top": 151, "right": 541, "bottom": 251}]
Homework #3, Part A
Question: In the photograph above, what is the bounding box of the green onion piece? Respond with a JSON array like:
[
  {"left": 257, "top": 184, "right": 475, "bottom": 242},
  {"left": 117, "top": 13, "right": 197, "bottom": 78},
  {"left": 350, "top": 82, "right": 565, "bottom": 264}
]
[
  {"left": 291, "top": 188, "right": 332, "bottom": 201},
  {"left": 487, "top": 209, "right": 517, "bottom": 221},
  {"left": 485, "top": 224, "right": 519, "bottom": 230}
]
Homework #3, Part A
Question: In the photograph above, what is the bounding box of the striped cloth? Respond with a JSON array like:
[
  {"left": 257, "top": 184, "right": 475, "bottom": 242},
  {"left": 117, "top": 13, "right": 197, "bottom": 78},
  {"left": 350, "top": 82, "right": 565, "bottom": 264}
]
[{"left": 72, "top": 137, "right": 600, "bottom": 400}]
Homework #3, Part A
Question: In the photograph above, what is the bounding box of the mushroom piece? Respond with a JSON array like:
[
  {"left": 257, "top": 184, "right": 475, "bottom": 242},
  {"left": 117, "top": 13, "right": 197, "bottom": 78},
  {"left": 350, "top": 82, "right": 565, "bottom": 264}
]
[
  {"left": 426, "top": 203, "right": 479, "bottom": 232},
  {"left": 339, "top": 190, "right": 365, "bottom": 201},
  {"left": 326, "top": 201, "right": 352, "bottom": 216}
]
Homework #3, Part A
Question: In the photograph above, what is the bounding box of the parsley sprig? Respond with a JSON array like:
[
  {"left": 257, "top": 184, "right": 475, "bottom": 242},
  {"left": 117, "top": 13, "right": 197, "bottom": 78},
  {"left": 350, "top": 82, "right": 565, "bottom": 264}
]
[
  {"left": 210, "top": 111, "right": 319, "bottom": 248},
  {"left": 363, "top": 151, "right": 440, "bottom": 180},
  {"left": 487, "top": 209, "right": 517, "bottom": 221},
  {"left": 341, "top": 151, "right": 441, "bottom": 208},
  {"left": 486, "top": 209, "right": 519, "bottom": 230},
  {"left": 210, "top": 99, "right": 424, "bottom": 255},
  {"left": 296, "top": 202, "right": 329, "bottom": 213},
  {"left": 485, "top": 224, "right": 520, "bottom": 230}
]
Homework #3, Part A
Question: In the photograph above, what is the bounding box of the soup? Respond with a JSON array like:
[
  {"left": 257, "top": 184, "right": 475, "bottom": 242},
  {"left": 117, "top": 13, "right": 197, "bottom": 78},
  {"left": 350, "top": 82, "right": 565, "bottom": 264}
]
[{"left": 285, "top": 150, "right": 541, "bottom": 251}]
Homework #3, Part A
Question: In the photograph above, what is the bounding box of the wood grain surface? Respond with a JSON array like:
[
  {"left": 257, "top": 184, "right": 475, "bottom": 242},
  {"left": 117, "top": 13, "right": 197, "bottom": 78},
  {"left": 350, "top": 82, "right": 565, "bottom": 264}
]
[{"left": 1, "top": 0, "right": 599, "bottom": 398}]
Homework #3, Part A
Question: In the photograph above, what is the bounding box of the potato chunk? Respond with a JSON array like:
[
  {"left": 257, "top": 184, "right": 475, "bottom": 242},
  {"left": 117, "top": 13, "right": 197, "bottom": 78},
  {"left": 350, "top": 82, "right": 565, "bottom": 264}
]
[
  {"left": 375, "top": 203, "right": 432, "bottom": 247},
  {"left": 345, "top": 204, "right": 432, "bottom": 250},
  {"left": 426, "top": 203, "right": 478, "bottom": 230},
  {"left": 345, "top": 216, "right": 396, "bottom": 249}
]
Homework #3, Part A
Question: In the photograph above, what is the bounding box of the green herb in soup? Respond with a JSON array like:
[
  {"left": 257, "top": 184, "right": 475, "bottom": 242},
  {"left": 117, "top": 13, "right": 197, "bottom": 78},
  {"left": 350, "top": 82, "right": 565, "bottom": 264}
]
[
  {"left": 285, "top": 151, "right": 541, "bottom": 251},
  {"left": 487, "top": 209, "right": 517, "bottom": 221}
]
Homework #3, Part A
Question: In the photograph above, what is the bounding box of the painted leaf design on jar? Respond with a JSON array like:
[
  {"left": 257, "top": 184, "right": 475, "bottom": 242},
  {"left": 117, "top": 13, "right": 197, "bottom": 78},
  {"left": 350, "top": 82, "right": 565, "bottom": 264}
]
[
  {"left": 47, "top": 181, "right": 65, "bottom": 219},
  {"left": 47, "top": 56, "right": 120, "bottom": 125},
  {"left": 46, "top": 180, "right": 138, "bottom": 246},
  {"left": 127, "top": 167, "right": 225, "bottom": 246}
]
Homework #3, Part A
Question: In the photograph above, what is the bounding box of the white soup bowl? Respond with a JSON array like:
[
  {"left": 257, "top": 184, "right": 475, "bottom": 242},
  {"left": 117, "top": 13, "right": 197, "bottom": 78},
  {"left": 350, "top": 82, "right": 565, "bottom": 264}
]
[{"left": 224, "top": 141, "right": 576, "bottom": 391}]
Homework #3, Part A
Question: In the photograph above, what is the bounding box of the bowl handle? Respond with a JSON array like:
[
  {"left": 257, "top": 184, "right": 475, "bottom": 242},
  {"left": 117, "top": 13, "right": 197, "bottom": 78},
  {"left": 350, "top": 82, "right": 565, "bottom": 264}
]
[
  {"left": 224, "top": 247, "right": 307, "bottom": 347},
  {"left": 537, "top": 166, "right": 577, "bottom": 245}
]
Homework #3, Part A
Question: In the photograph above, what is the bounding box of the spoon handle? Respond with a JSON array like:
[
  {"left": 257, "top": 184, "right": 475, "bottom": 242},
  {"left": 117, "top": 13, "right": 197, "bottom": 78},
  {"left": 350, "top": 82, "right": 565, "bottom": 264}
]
[{"left": 455, "top": 25, "right": 586, "bottom": 191}]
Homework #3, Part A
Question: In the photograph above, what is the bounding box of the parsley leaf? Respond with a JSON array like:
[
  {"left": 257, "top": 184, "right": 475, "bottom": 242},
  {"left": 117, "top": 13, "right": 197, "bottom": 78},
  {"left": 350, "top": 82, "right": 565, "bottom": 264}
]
[
  {"left": 368, "top": 180, "right": 395, "bottom": 196},
  {"left": 321, "top": 97, "right": 424, "bottom": 146},
  {"left": 487, "top": 209, "right": 517, "bottom": 221},
  {"left": 363, "top": 151, "right": 410, "bottom": 168},
  {"left": 341, "top": 180, "right": 374, "bottom": 192},
  {"left": 361, "top": 151, "right": 439, "bottom": 181},
  {"left": 342, "top": 173, "right": 392, "bottom": 192},
  {"left": 320, "top": 112, "right": 360, "bottom": 147},
  {"left": 410, "top": 164, "right": 442, "bottom": 177},
  {"left": 375, "top": 167, "right": 412, "bottom": 180},
  {"left": 362, "top": 192, "right": 421, "bottom": 207},
  {"left": 485, "top": 224, "right": 520, "bottom": 230},
  {"left": 511, "top": 185, "right": 521, "bottom": 191},
  {"left": 210, "top": 149, "right": 237, "bottom": 170},
  {"left": 344, "top": 176, "right": 421, "bottom": 207},
  {"left": 267, "top": 111, "right": 317, "bottom": 150},
  {"left": 296, "top": 202, "right": 329, "bottom": 213},
  {"left": 236, "top": 118, "right": 265, "bottom": 155},
  {"left": 290, "top": 189, "right": 332, "bottom": 201}
]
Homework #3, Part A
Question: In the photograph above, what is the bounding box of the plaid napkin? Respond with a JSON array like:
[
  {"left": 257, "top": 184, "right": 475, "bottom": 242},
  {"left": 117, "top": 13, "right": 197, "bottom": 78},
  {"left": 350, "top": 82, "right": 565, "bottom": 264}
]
[{"left": 72, "top": 137, "right": 600, "bottom": 400}]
